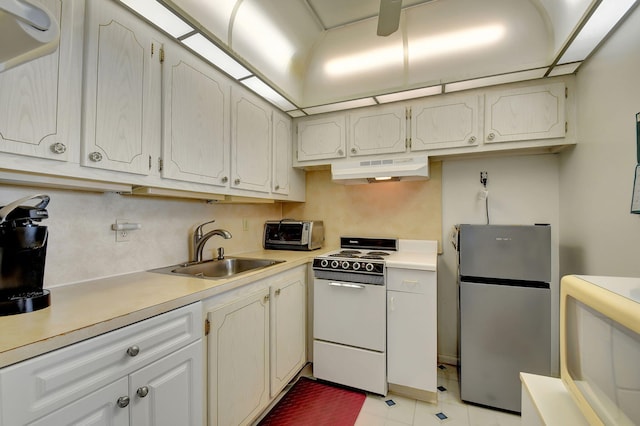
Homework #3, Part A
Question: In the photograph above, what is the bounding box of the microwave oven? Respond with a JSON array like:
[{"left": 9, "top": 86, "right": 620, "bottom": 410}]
[
  {"left": 263, "top": 220, "right": 324, "bottom": 251},
  {"left": 560, "top": 275, "right": 640, "bottom": 425}
]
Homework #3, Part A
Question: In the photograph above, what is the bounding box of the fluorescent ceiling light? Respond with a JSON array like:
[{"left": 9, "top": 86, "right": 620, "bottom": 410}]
[
  {"left": 324, "top": 45, "right": 403, "bottom": 77},
  {"left": 375, "top": 85, "right": 443, "bottom": 103},
  {"left": 445, "top": 68, "right": 547, "bottom": 92},
  {"left": 182, "top": 34, "right": 252, "bottom": 80},
  {"left": 287, "top": 110, "right": 306, "bottom": 118},
  {"left": 559, "top": 0, "right": 636, "bottom": 63},
  {"left": 241, "top": 76, "right": 297, "bottom": 111},
  {"left": 119, "top": 0, "right": 193, "bottom": 38},
  {"left": 302, "top": 98, "right": 377, "bottom": 115},
  {"left": 548, "top": 62, "right": 581, "bottom": 77},
  {"left": 409, "top": 24, "right": 506, "bottom": 60}
]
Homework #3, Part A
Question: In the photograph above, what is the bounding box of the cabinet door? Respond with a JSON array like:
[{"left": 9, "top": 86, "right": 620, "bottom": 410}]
[
  {"left": 231, "top": 88, "right": 271, "bottom": 192},
  {"left": 272, "top": 111, "right": 292, "bottom": 195},
  {"left": 349, "top": 105, "right": 406, "bottom": 156},
  {"left": 411, "top": 95, "right": 480, "bottom": 151},
  {"left": 270, "top": 267, "right": 306, "bottom": 396},
  {"left": 28, "top": 377, "right": 129, "bottom": 426},
  {"left": 162, "top": 45, "right": 230, "bottom": 186},
  {"left": 0, "top": 0, "right": 81, "bottom": 161},
  {"left": 130, "top": 340, "right": 203, "bottom": 426},
  {"left": 387, "top": 269, "right": 437, "bottom": 393},
  {"left": 296, "top": 114, "right": 347, "bottom": 162},
  {"left": 208, "top": 288, "right": 270, "bottom": 426},
  {"left": 485, "top": 82, "right": 565, "bottom": 143},
  {"left": 82, "top": 0, "right": 161, "bottom": 174}
]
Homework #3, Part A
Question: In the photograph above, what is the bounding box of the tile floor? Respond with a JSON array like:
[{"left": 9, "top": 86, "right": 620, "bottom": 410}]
[{"left": 353, "top": 365, "right": 522, "bottom": 426}]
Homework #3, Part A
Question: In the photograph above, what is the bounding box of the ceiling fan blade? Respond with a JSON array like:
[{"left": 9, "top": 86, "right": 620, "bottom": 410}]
[{"left": 377, "top": 0, "right": 402, "bottom": 36}]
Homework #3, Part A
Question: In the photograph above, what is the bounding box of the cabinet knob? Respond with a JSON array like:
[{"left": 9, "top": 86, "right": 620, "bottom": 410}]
[
  {"left": 350, "top": 148, "right": 357, "bottom": 154},
  {"left": 234, "top": 178, "right": 240, "bottom": 185},
  {"left": 275, "top": 288, "right": 281, "bottom": 296},
  {"left": 117, "top": 396, "right": 130, "bottom": 408},
  {"left": 137, "top": 386, "right": 149, "bottom": 398},
  {"left": 221, "top": 176, "right": 228, "bottom": 183},
  {"left": 50, "top": 142, "right": 67, "bottom": 154},
  {"left": 337, "top": 149, "right": 344, "bottom": 156},
  {"left": 126, "top": 345, "right": 140, "bottom": 357},
  {"left": 88, "top": 151, "right": 103, "bottom": 162},
  {"left": 274, "top": 184, "right": 280, "bottom": 191},
  {"left": 468, "top": 136, "right": 476, "bottom": 144},
  {"left": 487, "top": 132, "right": 495, "bottom": 141}
]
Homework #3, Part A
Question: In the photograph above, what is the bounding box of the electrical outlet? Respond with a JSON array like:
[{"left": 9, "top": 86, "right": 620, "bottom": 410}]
[
  {"left": 115, "top": 219, "right": 130, "bottom": 242},
  {"left": 480, "top": 171, "right": 488, "bottom": 186}
]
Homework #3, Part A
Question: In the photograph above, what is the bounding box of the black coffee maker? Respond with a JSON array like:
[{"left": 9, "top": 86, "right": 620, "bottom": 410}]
[{"left": 0, "top": 194, "right": 50, "bottom": 316}]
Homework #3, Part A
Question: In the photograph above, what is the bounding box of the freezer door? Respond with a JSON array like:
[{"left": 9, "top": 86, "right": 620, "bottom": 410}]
[
  {"left": 459, "top": 280, "right": 551, "bottom": 412},
  {"left": 459, "top": 225, "right": 550, "bottom": 282}
]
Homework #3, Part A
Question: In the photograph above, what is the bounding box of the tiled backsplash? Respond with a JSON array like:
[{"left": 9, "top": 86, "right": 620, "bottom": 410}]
[{"left": 0, "top": 186, "right": 282, "bottom": 287}]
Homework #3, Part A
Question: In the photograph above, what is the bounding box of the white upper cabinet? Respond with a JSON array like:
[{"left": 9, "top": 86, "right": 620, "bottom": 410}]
[
  {"left": 81, "top": 0, "right": 161, "bottom": 175},
  {"left": 349, "top": 105, "right": 407, "bottom": 156},
  {"left": 411, "top": 95, "right": 480, "bottom": 151},
  {"left": 161, "top": 44, "right": 230, "bottom": 187},
  {"left": 0, "top": 0, "right": 82, "bottom": 162},
  {"left": 296, "top": 113, "right": 347, "bottom": 162},
  {"left": 485, "top": 82, "right": 565, "bottom": 143},
  {"left": 231, "top": 87, "right": 272, "bottom": 193},
  {"left": 272, "top": 111, "right": 292, "bottom": 195}
]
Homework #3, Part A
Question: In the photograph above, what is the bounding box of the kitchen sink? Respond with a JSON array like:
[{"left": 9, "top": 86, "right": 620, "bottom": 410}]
[{"left": 149, "top": 257, "right": 285, "bottom": 280}]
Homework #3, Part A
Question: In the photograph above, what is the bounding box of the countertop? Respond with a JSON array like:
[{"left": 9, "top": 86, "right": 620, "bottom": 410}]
[
  {"left": 0, "top": 240, "right": 438, "bottom": 369},
  {"left": 0, "top": 249, "right": 319, "bottom": 368}
]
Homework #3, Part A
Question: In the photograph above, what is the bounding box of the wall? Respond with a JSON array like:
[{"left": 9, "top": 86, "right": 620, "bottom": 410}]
[
  {"left": 0, "top": 186, "right": 281, "bottom": 287},
  {"left": 282, "top": 162, "right": 442, "bottom": 247},
  {"left": 440, "top": 154, "right": 560, "bottom": 371},
  {"left": 559, "top": 5, "right": 640, "bottom": 277}
]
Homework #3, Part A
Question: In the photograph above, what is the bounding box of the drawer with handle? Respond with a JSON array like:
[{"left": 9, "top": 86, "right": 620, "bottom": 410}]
[
  {"left": 387, "top": 268, "right": 436, "bottom": 294},
  {"left": 0, "top": 302, "right": 202, "bottom": 425}
]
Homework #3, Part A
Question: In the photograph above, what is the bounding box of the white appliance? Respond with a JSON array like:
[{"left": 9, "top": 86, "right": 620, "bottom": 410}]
[
  {"left": 312, "top": 236, "right": 398, "bottom": 395},
  {"left": 331, "top": 155, "right": 429, "bottom": 184}
]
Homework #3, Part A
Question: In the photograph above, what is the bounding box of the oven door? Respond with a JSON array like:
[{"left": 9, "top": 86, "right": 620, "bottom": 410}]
[{"left": 313, "top": 278, "right": 386, "bottom": 352}]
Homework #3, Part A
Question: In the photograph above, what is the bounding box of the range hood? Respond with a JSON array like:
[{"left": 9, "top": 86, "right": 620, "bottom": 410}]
[{"left": 331, "top": 155, "right": 429, "bottom": 185}]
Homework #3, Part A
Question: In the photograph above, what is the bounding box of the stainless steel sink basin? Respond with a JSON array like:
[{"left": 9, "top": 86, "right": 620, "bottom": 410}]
[{"left": 149, "top": 257, "right": 285, "bottom": 280}]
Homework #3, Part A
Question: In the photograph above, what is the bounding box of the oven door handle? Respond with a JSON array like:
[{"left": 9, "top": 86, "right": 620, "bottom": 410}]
[{"left": 329, "top": 282, "right": 365, "bottom": 289}]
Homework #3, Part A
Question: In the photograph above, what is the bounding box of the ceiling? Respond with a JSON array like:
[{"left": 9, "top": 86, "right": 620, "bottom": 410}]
[{"left": 151, "top": 0, "right": 637, "bottom": 114}]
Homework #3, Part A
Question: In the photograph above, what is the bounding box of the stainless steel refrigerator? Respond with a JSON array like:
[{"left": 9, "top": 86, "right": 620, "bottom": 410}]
[{"left": 458, "top": 224, "right": 551, "bottom": 413}]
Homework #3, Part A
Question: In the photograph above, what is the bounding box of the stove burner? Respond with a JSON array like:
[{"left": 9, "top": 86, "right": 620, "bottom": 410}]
[
  {"left": 360, "top": 255, "right": 384, "bottom": 260},
  {"left": 339, "top": 250, "right": 361, "bottom": 255},
  {"left": 329, "top": 253, "right": 359, "bottom": 258},
  {"left": 366, "top": 251, "right": 390, "bottom": 256}
]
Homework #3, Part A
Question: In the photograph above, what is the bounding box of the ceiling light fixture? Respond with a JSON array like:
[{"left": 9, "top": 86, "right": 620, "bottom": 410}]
[
  {"left": 119, "top": 0, "right": 193, "bottom": 38},
  {"left": 181, "top": 33, "right": 252, "bottom": 79},
  {"left": 375, "top": 85, "right": 442, "bottom": 103},
  {"left": 558, "top": 0, "right": 637, "bottom": 64},
  {"left": 241, "top": 76, "right": 297, "bottom": 111},
  {"left": 444, "top": 68, "right": 547, "bottom": 92},
  {"left": 302, "top": 98, "right": 377, "bottom": 115}
]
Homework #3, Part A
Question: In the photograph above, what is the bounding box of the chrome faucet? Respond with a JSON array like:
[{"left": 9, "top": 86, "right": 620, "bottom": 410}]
[{"left": 192, "top": 220, "right": 232, "bottom": 262}]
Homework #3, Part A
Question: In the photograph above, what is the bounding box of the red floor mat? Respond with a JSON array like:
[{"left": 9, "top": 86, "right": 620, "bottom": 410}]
[{"left": 258, "top": 377, "right": 366, "bottom": 426}]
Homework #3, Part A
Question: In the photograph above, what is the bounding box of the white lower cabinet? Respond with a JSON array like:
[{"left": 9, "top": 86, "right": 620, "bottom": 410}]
[
  {"left": 386, "top": 268, "right": 437, "bottom": 401},
  {"left": 206, "top": 266, "right": 307, "bottom": 426},
  {"left": 207, "top": 288, "right": 270, "bottom": 426},
  {"left": 0, "top": 303, "right": 203, "bottom": 426},
  {"left": 269, "top": 267, "right": 306, "bottom": 396}
]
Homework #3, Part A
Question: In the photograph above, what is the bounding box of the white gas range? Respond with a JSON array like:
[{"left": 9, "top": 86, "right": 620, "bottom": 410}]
[{"left": 312, "top": 236, "right": 437, "bottom": 396}]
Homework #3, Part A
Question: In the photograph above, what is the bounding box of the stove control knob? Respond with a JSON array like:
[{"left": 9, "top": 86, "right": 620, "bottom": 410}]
[
  {"left": 365, "top": 263, "right": 375, "bottom": 272},
  {"left": 352, "top": 262, "right": 361, "bottom": 270},
  {"left": 320, "top": 259, "right": 329, "bottom": 268},
  {"left": 331, "top": 260, "right": 340, "bottom": 269},
  {"left": 341, "top": 261, "right": 350, "bottom": 270}
]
